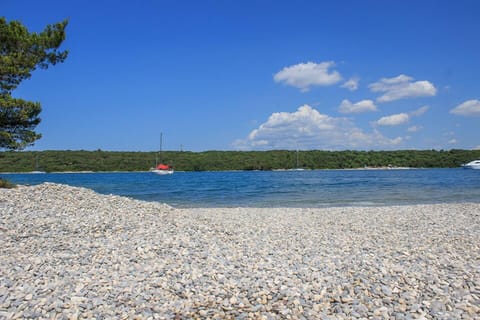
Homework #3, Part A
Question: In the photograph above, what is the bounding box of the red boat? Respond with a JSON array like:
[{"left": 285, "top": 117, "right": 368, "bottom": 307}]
[
  {"left": 151, "top": 163, "right": 174, "bottom": 175},
  {"left": 150, "top": 133, "right": 174, "bottom": 175}
]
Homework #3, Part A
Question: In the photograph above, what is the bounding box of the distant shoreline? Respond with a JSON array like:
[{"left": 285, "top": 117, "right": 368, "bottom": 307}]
[
  {"left": 1, "top": 166, "right": 421, "bottom": 174},
  {"left": 1, "top": 149, "right": 478, "bottom": 172}
]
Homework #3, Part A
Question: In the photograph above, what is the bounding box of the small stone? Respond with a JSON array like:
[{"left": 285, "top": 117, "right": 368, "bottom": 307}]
[
  {"left": 381, "top": 285, "right": 392, "bottom": 296},
  {"left": 0, "top": 184, "right": 478, "bottom": 320}
]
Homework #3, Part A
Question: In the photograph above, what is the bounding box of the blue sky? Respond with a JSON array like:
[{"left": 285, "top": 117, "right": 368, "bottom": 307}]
[{"left": 3, "top": 0, "right": 480, "bottom": 151}]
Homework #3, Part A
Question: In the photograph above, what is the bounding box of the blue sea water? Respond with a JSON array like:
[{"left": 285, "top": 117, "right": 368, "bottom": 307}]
[{"left": 2, "top": 169, "right": 480, "bottom": 208}]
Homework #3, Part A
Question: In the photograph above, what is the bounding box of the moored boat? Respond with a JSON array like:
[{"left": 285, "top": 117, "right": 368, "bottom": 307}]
[
  {"left": 462, "top": 159, "right": 480, "bottom": 169},
  {"left": 151, "top": 163, "right": 174, "bottom": 175},
  {"left": 150, "top": 133, "right": 174, "bottom": 175}
]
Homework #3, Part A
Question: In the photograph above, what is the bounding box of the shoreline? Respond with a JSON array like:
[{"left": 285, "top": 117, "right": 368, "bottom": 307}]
[
  {"left": 1, "top": 183, "right": 479, "bottom": 318},
  {"left": 1, "top": 166, "right": 429, "bottom": 174}
]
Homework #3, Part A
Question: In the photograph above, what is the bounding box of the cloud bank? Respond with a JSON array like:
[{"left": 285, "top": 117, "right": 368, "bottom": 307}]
[
  {"left": 369, "top": 74, "right": 437, "bottom": 102},
  {"left": 234, "top": 105, "right": 402, "bottom": 150},
  {"left": 273, "top": 61, "right": 342, "bottom": 92}
]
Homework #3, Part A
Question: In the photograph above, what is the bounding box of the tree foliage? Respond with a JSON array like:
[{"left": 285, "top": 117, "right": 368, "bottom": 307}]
[
  {"left": 0, "top": 17, "right": 68, "bottom": 150},
  {"left": 0, "top": 95, "right": 41, "bottom": 149},
  {"left": 1, "top": 149, "right": 479, "bottom": 172}
]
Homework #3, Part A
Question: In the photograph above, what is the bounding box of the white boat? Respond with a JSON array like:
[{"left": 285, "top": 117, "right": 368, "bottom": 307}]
[
  {"left": 462, "top": 159, "right": 480, "bottom": 169},
  {"left": 31, "top": 156, "right": 46, "bottom": 173},
  {"left": 290, "top": 149, "right": 305, "bottom": 170},
  {"left": 151, "top": 164, "right": 174, "bottom": 175},
  {"left": 150, "top": 133, "right": 174, "bottom": 175}
]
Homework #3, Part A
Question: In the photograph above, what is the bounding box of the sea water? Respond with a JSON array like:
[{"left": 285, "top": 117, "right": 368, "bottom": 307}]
[{"left": 2, "top": 168, "right": 480, "bottom": 208}]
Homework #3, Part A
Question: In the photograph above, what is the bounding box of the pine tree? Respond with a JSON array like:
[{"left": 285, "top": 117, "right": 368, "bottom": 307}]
[{"left": 0, "top": 17, "right": 68, "bottom": 149}]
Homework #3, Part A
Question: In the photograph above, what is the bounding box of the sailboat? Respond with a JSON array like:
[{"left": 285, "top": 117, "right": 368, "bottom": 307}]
[
  {"left": 31, "top": 155, "right": 46, "bottom": 174},
  {"left": 150, "top": 133, "right": 174, "bottom": 175},
  {"left": 289, "top": 150, "right": 305, "bottom": 171}
]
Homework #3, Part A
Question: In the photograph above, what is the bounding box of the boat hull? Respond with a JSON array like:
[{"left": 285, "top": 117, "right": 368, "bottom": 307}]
[
  {"left": 462, "top": 160, "right": 480, "bottom": 169},
  {"left": 462, "top": 165, "right": 480, "bottom": 170},
  {"left": 151, "top": 169, "right": 174, "bottom": 175}
]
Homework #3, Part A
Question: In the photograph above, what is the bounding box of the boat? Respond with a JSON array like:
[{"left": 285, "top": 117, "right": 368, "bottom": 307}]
[
  {"left": 30, "top": 156, "right": 46, "bottom": 174},
  {"left": 462, "top": 159, "right": 480, "bottom": 169},
  {"left": 151, "top": 163, "right": 174, "bottom": 175},
  {"left": 150, "top": 133, "right": 174, "bottom": 175},
  {"left": 288, "top": 150, "right": 305, "bottom": 171}
]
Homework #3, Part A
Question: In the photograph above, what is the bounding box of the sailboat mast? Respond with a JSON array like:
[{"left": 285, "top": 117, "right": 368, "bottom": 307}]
[
  {"left": 154, "top": 133, "right": 162, "bottom": 167},
  {"left": 160, "top": 133, "right": 163, "bottom": 153},
  {"left": 159, "top": 132, "right": 163, "bottom": 163}
]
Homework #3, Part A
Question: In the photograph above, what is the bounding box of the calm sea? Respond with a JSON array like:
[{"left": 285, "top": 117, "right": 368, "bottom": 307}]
[{"left": 2, "top": 169, "right": 480, "bottom": 208}]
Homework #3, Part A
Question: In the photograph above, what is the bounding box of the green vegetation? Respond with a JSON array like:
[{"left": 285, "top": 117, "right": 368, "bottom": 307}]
[
  {"left": 0, "top": 177, "right": 15, "bottom": 188},
  {"left": 1, "top": 149, "right": 479, "bottom": 172},
  {"left": 0, "top": 17, "right": 68, "bottom": 150}
]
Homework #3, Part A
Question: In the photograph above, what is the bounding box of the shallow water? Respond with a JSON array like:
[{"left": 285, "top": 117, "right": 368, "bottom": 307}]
[{"left": 3, "top": 168, "right": 480, "bottom": 208}]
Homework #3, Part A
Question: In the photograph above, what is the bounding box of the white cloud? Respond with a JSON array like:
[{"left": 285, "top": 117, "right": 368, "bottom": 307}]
[
  {"left": 411, "top": 105, "right": 429, "bottom": 116},
  {"left": 374, "top": 105, "right": 428, "bottom": 127},
  {"left": 448, "top": 139, "right": 458, "bottom": 145},
  {"left": 474, "top": 145, "right": 480, "bottom": 150},
  {"left": 376, "top": 113, "right": 410, "bottom": 126},
  {"left": 338, "top": 99, "right": 377, "bottom": 114},
  {"left": 273, "top": 61, "right": 342, "bottom": 92},
  {"left": 369, "top": 74, "right": 437, "bottom": 102},
  {"left": 341, "top": 77, "right": 359, "bottom": 91},
  {"left": 407, "top": 125, "right": 423, "bottom": 132},
  {"left": 233, "top": 104, "right": 402, "bottom": 150},
  {"left": 450, "top": 99, "right": 480, "bottom": 116}
]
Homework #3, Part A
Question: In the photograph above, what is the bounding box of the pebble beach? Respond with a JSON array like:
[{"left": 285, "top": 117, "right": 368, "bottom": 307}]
[{"left": 1, "top": 183, "right": 479, "bottom": 319}]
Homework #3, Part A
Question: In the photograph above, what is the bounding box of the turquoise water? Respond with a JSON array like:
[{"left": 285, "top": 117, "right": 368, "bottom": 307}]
[{"left": 2, "top": 169, "right": 480, "bottom": 208}]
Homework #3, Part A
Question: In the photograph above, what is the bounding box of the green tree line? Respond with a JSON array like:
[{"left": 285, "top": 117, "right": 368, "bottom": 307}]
[{"left": 1, "top": 149, "right": 479, "bottom": 172}]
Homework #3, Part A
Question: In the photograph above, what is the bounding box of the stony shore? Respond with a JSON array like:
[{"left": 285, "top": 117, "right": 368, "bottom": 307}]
[{"left": 0, "top": 183, "right": 479, "bottom": 319}]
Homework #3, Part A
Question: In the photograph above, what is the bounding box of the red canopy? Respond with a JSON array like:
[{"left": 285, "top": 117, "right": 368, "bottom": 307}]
[{"left": 156, "top": 164, "right": 170, "bottom": 170}]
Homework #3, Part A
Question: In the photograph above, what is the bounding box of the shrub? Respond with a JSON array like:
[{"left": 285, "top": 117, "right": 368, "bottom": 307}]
[{"left": 0, "top": 178, "right": 16, "bottom": 188}]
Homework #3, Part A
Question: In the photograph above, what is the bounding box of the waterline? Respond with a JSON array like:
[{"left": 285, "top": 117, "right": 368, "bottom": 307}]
[{"left": 3, "top": 168, "right": 480, "bottom": 208}]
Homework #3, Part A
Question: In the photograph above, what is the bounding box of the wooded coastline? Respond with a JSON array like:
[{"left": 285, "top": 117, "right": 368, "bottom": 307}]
[{"left": 1, "top": 149, "right": 479, "bottom": 173}]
